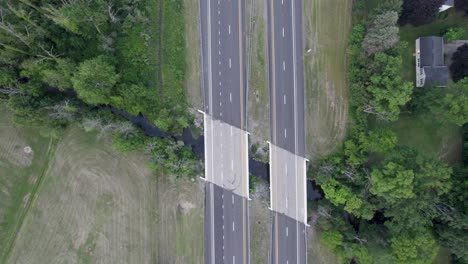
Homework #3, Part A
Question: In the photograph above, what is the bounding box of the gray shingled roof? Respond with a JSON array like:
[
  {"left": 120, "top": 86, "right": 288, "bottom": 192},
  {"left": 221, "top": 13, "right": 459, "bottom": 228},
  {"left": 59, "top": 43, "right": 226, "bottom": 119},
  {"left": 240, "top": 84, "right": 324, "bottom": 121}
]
[
  {"left": 424, "top": 67, "right": 449, "bottom": 87},
  {"left": 419, "top": 36, "right": 448, "bottom": 87},
  {"left": 420, "top": 37, "right": 444, "bottom": 67}
]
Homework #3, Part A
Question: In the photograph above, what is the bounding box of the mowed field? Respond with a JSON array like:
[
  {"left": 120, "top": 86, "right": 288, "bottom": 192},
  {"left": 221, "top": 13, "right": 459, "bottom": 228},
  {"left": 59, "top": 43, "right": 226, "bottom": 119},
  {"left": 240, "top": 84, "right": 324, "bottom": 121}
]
[
  {"left": 303, "top": 0, "right": 352, "bottom": 160},
  {"left": 303, "top": 0, "right": 352, "bottom": 263},
  {"left": 5, "top": 126, "right": 204, "bottom": 264},
  {"left": 184, "top": 0, "right": 203, "bottom": 110},
  {"left": 0, "top": 104, "right": 53, "bottom": 262}
]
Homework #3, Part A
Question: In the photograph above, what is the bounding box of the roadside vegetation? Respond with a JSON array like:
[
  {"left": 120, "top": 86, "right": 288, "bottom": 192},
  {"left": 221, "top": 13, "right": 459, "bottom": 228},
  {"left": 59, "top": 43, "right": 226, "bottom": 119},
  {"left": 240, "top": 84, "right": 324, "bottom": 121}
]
[
  {"left": 0, "top": 0, "right": 201, "bottom": 179},
  {"left": 303, "top": 0, "right": 352, "bottom": 160},
  {"left": 0, "top": 0, "right": 190, "bottom": 133},
  {"left": 310, "top": 1, "right": 468, "bottom": 263}
]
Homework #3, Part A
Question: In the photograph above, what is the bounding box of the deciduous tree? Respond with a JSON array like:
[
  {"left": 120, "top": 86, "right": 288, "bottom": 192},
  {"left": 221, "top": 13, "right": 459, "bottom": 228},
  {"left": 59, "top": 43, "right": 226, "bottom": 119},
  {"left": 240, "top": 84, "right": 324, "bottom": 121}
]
[
  {"left": 399, "top": 0, "right": 446, "bottom": 26},
  {"left": 72, "top": 56, "right": 119, "bottom": 105},
  {"left": 362, "top": 11, "right": 400, "bottom": 56},
  {"left": 450, "top": 44, "right": 468, "bottom": 82}
]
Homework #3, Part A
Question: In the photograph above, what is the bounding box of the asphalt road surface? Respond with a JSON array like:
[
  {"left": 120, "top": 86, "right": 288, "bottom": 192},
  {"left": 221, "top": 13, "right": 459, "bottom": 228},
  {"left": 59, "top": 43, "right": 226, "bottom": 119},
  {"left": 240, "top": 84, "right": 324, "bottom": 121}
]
[
  {"left": 267, "top": 0, "right": 307, "bottom": 263},
  {"left": 200, "top": 0, "right": 250, "bottom": 263},
  {"left": 271, "top": 212, "right": 307, "bottom": 264},
  {"left": 205, "top": 183, "right": 250, "bottom": 264},
  {"left": 200, "top": 0, "right": 247, "bottom": 129},
  {"left": 267, "top": 0, "right": 305, "bottom": 157}
]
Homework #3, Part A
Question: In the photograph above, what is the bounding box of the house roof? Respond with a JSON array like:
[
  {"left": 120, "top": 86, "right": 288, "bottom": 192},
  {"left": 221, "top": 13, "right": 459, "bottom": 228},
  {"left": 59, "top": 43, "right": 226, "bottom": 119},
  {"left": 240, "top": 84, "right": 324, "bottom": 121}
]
[
  {"left": 418, "top": 36, "right": 449, "bottom": 87},
  {"left": 423, "top": 67, "right": 449, "bottom": 87},
  {"left": 420, "top": 36, "right": 445, "bottom": 67},
  {"left": 444, "top": 0, "right": 454, "bottom": 6}
]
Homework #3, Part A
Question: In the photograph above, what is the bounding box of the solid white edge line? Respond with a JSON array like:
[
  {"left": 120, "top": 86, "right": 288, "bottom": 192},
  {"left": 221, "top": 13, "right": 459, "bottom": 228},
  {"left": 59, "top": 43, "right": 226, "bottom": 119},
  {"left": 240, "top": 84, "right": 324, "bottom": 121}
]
[{"left": 267, "top": 141, "right": 273, "bottom": 211}]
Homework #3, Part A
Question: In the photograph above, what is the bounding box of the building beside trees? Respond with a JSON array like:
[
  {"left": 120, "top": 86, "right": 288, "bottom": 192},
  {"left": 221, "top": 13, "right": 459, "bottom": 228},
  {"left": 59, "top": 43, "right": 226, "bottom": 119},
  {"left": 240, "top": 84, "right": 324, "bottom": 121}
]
[{"left": 415, "top": 36, "right": 449, "bottom": 87}]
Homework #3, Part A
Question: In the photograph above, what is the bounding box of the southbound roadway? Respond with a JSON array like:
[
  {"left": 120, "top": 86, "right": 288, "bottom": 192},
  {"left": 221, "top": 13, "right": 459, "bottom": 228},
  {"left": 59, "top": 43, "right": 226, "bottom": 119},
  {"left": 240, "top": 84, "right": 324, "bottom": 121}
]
[{"left": 199, "top": 0, "right": 250, "bottom": 263}]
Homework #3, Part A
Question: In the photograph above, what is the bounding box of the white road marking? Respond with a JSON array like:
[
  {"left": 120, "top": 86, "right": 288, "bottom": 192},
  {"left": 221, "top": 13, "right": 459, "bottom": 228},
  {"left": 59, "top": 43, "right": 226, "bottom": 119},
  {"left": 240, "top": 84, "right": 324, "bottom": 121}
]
[
  {"left": 233, "top": 256, "right": 236, "bottom": 264},
  {"left": 283, "top": 60, "right": 285, "bottom": 71},
  {"left": 231, "top": 159, "right": 234, "bottom": 170},
  {"left": 232, "top": 221, "right": 235, "bottom": 231},
  {"left": 286, "top": 227, "right": 289, "bottom": 237},
  {"left": 282, "top": 27, "right": 285, "bottom": 37},
  {"left": 220, "top": 101, "right": 222, "bottom": 106},
  {"left": 284, "top": 94, "right": 286, "bottom": 104},
  {"left": 229, "top": 58, "right": 232, "bottom": 68},
  {"left": 284, "top": 128, "right": 287, "bottom": 138},
  {"left": 219, "top": 81, "right": 222, "bottom": 86},
  {"left": 229, "top": 25, "right": 231, "bottom": 35},
  {"left": 219, "top": 71, "right": 221, "bottom": 76},
  {"left": 232, "top": 195, "right": 234, "bottom": 204},
  {"left": 281, "top": 0, "right": 283, "bottom": 4},
  {"left": 230, "top": 92, "right": 232, "bottom": 102},
  {"left": 219, "top": 50, "right": 221, "bottom": 55}
]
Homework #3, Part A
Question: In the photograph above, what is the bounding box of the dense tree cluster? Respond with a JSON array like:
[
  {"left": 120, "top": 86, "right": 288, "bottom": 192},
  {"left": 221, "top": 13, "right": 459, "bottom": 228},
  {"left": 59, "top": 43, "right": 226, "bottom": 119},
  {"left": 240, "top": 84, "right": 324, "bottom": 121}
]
[
  {"left": 0, "top": 0, "right": 199, "bottom": 179},
  {"left": 313, "top": 1, "right": 468, "bottom": 263},
  {"left": 450, "top": 44, "right": 468, "bottom": 82},
  {"left": 0, "top": 0, "right": 189, "bottom": 134},
  {"left": 362, "top": 11, "right": 400, "bottom": 56},
  {"left": 399, "top": 0, "right": 446, "bottom": 26},
  {"left": 349, "top": 20, "right": 413, "bottom": 121},
  {"left": 455, "top": 0, "right": 468, "bottom": 15}
]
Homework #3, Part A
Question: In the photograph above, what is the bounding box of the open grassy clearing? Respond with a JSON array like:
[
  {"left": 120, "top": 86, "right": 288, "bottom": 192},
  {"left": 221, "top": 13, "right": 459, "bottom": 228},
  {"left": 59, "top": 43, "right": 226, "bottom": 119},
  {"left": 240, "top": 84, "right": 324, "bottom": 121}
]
[
  {"left": 7, "top": 126, "right": 204, "bottom": 264},
  {"left": 0, "top": 104, "right": 53, "bottom": 262},
  {"left": 249, "top": 181, "right": 271, "bottom": 263},
  {"left": 246, "top": 0, "right": 269, "bottom": 143},
  {"left": 303, "top": 0, "right": 352, "bottom": 161},
  {"left": 378, "top": 114, "right": 462, "bottom": 163},
  {"left": 183, "top": 0, "right": 203, "bottom": 110}
]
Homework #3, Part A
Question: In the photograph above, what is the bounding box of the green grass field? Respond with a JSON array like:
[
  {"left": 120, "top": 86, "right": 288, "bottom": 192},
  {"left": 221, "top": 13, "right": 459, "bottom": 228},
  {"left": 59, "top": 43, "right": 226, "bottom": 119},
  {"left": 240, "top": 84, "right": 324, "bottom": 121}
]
[
  {"left": 0, "top": 104, "right": 54, "bottom": 262},
  {"left": 4, "top": 125, "right": 204, "bottom": 264},
  {"left": 303, "top": 0, "right": 352, "bottom": 161},
  {"left": 378, "top": 114, "right": 462, "bottom": 163},
  {"left": 184, "top": 0, "right": 203, "bottom": 110}
]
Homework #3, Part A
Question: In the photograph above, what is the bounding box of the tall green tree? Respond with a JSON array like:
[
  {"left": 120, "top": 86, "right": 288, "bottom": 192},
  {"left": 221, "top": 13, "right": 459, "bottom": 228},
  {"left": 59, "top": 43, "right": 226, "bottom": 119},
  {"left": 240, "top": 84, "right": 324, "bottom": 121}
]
[
  {"left": 362, "top": 11, "right": 400, "bottom": 56},
  {"left": 72, "top": 56, "right": 119, "bottom": 105},
  {"left": 364, "top": 53, "right": 414, "bottom": 121},
  {"left": 399, "top": 0, "right": 446, "bottom": 26}
]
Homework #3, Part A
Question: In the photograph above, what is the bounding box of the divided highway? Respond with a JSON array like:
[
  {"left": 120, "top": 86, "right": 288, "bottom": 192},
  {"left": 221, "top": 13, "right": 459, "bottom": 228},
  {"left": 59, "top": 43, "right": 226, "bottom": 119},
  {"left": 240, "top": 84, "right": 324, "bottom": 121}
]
[
  {"left": 199, "top": 0, "right": 250, "bottom": 263},
  {"left": 267, "top": 0, "right": 308, "bottom": 263}
]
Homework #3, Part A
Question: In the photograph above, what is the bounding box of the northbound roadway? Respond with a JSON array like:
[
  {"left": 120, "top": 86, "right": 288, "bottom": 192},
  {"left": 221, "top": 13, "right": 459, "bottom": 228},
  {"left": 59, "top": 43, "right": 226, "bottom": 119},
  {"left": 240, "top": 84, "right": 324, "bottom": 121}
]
[{"left": 267, "top": 0, "right": 308, "bottom": 263}]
